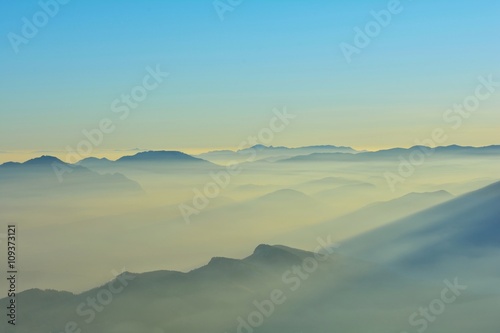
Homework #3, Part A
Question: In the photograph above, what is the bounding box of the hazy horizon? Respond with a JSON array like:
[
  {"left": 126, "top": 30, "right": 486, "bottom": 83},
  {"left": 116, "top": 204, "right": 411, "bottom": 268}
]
[
  {"left": 2, "top": 142, "right": 500, "bottom": 164},
  {"left": 1, "top": 1, "right": 499, "bottom": 332}
]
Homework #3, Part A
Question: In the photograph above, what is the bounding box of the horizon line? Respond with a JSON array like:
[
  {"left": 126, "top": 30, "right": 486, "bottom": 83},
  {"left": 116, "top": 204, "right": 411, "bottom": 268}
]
[{"left": 1, "top": 143, "right": 500, "bottom": 165}]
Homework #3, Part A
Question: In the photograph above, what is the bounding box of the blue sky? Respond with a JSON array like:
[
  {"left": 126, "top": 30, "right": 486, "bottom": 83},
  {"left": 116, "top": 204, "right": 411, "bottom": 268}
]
[{"left": 0, "top": 0, "right": 499, "bottom": 161}]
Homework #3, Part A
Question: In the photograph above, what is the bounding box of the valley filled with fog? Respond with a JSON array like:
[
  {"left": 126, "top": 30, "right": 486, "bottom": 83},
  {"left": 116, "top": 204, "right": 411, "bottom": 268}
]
[{"left": 1, "top": 144, "right": 499, "bottom": 333}]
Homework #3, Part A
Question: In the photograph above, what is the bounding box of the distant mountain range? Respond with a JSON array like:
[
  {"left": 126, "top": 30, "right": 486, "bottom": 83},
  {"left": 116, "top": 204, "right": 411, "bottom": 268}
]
[
  {"left": 116, "top": 150, "right": 211, "bottom": 164},
  {"left": 78, "top": 150, "right": 217, "bottom": 172},
  {"left": 281, "top": 145, "right": 500, "bottom": 163},
  {"left": 196, "top": 144, "right": 359, "bottom": 164},
  {"left": 2, "top": 145, "right": 499, "bottom": 168},
  {"left": 1, "top": 145, "right": 497, "bottom": 197},
  {"left": 0, "top": 156, "right": 141, "bottom": 197}
]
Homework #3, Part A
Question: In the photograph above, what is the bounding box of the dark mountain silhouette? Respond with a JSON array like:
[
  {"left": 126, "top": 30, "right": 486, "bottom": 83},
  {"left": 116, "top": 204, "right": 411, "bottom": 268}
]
[
  {"left": 0, "top": 155, "right": 141, "bottom": 196},
  {"left": 75, "top": 151, "right": 218, "bottom": 174},
  {"left": 2, "top": 240, "right": 497, "bottom": 333},
  {"left": 0, "top": 244, "right": 337, "bottom": 333},
  {"left": 116, "top": 150, "right": 212, "bottom": 164}
]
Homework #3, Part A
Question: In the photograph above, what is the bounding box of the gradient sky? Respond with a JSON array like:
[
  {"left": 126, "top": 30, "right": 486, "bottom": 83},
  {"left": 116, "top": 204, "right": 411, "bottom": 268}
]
[{"left": 1, "top": 0, "right": 499, "bottom": 162}]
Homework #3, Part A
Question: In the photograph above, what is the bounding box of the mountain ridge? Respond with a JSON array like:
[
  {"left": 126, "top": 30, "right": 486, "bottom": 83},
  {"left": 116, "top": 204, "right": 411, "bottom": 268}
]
[{"left": 1, "top": 244, "right": 318, "bottom": 301}]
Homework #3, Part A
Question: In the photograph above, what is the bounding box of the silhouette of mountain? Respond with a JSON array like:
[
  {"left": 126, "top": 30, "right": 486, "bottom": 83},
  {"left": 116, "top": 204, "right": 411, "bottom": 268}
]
[
  {"left": 0, "top": 155, "right": 142, "bottom": 196},
  {"left": 3, "top": 241, "right": 497, "bottom": 333},
  {"left": 342, "top": 181, "right": 500, "bottom": 267},
  {"left": 0, "top": 155, "right": 65, "bottom": 168},
  {"left": 197, "top": 145, "right": 358, "bottom": 164},
  {"left": 77, "top": 157, "right": 114, "bottom": 168},
  {"left": 281, "top": 145, "right": 500, "bottom": 163},
  {"left": 116, "top": 150, "right": 212, "bottom": 164},
  {"left": 0, "top": 244, "right": 340, "bottom": 333},
  {"left": 74, "top": 151, "right": 218, "bottom": 174}
]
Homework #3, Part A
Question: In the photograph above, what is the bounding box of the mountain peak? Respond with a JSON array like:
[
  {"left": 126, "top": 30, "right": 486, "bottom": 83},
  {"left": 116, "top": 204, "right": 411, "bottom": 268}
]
[
  {"left": 247, "top": 244, "right": 312, "bottom": 265},
  {"left": 24, "top": 155, "right": 65, "bottom": 165},
  {"left": 250, "top": 144, "right": 268, "bottom": 149},
  {"left": 207, "top": 256, "right": 239, "bottom": 266},
  {"left": 117, "top": 150, "right": 202, "bottom": 163},
  {"left": 253, "top": 244, "right": 276, "bottom": 255},
  {"left": 80, "top": 157, "right": 111, "bottom": 162}
]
